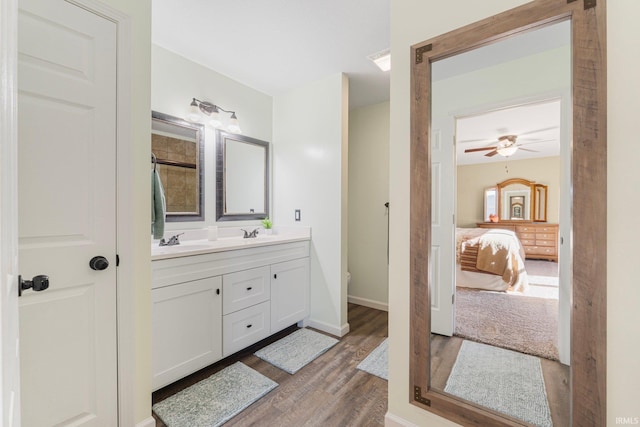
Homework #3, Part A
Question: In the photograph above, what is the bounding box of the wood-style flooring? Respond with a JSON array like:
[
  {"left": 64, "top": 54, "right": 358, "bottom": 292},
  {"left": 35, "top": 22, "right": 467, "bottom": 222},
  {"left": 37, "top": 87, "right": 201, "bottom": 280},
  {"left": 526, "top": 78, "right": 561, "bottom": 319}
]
[{"left": 152, "top": 303, "right": 388, "bottom": 427}]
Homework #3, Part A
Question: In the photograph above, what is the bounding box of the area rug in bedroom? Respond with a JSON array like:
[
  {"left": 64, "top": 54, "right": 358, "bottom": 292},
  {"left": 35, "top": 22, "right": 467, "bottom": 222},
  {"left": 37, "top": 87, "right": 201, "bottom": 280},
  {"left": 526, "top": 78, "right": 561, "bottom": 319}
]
[
  {"left": 356, "top": 338, "right": 388, "bottom": 380},
  {"left": 254, "top": 328, "right": 339, "bottom": 374},
  {"left": 152, "top": 362, "right": 277, "bottom": 427},
  {"left": 455, "top": 287, "right": 559, "bottom": 360},
  {"left": 445, "top": 340, "right": 552, "bottom": 427}
]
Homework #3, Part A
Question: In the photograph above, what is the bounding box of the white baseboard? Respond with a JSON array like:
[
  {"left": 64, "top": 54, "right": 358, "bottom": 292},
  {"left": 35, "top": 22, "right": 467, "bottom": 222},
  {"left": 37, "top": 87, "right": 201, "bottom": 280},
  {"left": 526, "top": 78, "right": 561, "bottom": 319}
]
[
  {"left": 348, "top": 295, "right": 389, "bottom": 312},
  {"left": 136, "top": 416, "right": 156, "bottom": 427},
  {"left": 385, "top": 412, "right": 419, "bottom": 427},
  {"left": 305, "top": 317, "right": 350, "bottom": 337}
]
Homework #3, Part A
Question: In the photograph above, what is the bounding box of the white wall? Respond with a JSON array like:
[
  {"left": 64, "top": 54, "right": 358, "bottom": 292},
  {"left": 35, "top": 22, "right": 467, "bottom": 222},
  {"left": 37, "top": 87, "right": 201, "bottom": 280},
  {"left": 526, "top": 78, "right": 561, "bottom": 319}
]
[
  {"left": 273, "top": 73, "right": 350, "bottom": 336},
  {"left": 457, "top": 156, "right": 561, "bottom": 227},
  {"left": 388, "top": 1, "right": 640, "bottom": 426},
  {"left": 348, "top": 101, "right": 390, "bottom": 309},
  {"left": 151, "top": 45, "right": 273, "bottom": 229}
]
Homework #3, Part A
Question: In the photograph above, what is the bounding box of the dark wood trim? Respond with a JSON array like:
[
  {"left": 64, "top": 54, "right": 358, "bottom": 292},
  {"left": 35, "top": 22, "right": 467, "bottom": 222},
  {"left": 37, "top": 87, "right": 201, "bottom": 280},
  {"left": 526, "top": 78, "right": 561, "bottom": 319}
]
[{"left": 409, "top": 0, "right": 606, "bottom": 425}]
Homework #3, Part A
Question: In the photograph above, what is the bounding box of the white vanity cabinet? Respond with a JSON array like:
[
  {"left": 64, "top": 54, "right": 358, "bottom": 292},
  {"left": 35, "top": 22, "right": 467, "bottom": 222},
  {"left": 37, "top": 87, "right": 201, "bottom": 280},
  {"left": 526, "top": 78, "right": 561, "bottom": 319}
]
[
  {"left": 151, "top": 240, "right": 309, "bottom": 390},
  {"left": 271, "top": 258, "right": 310, "bottom": 333},
  {"left": 152, "top": 276, "right": 222, "bottom": 391}
]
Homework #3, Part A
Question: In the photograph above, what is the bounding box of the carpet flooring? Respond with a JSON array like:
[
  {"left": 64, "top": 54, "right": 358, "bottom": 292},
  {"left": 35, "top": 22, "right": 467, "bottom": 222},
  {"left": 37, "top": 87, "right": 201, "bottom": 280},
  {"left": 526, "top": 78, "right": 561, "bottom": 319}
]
[
  {"left": 445, "top": 340, "right": 552, "bottom": 427},
  {"left": 455, "top": 287, "right": 559, "bottom": 360}
]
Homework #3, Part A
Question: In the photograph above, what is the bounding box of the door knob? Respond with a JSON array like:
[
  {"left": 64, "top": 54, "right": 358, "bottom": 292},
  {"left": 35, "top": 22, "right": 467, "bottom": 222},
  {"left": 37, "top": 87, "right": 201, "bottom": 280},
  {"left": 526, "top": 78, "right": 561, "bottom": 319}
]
[
  {"left": 19, "top": 274, "right": 49, "bottom": 297},
  {"left": 89, "top": 256, "right": 109, "bottom": 271}
]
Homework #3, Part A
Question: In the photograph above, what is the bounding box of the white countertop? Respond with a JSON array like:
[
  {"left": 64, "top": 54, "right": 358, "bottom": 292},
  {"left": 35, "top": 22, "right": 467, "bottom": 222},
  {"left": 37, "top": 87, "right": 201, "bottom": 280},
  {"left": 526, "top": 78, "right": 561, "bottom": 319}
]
[{"left": 151, "top": 227, "right": 311, "bottom": 261}]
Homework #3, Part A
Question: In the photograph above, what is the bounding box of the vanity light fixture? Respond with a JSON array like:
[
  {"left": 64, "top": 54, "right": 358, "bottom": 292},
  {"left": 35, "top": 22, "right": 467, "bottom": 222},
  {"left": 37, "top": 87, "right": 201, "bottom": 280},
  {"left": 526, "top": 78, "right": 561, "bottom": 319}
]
[
  {"left": 187, "top": 98, "right": 242, "bottom": 134},
  {"left": 367, "top": 48, "right": 391, "bottom": 71}
]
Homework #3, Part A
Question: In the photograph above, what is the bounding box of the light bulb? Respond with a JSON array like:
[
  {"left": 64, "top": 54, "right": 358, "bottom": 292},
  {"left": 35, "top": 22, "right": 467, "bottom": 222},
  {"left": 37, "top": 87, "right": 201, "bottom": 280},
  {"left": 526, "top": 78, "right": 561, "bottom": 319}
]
[
  {"left": 186, "top": 100, "right": 201, "bottom": 122},
  {"left": 227, "top": 113, "right": 241, "bottom": 134},
  {"left": 208, "top": 111, "right": 222, "bottom": 128}
]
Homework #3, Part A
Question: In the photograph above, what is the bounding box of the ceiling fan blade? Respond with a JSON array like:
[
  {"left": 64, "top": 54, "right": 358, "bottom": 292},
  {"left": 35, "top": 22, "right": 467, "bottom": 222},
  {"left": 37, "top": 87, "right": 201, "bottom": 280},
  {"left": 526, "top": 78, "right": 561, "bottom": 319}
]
[
  {"left": 519, "top": 148, "right": 539, "bottom": 152},
  {"left": 485, "top": 150, "right": 499, "bottom": 157},
  {"left": 465, "top": 146, "right": 497, "bottom": 153}
]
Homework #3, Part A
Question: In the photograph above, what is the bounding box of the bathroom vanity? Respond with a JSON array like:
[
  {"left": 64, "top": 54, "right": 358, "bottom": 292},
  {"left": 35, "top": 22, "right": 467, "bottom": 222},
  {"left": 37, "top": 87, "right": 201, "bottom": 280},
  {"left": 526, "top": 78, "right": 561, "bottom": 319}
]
[{"left": 151, "top": 230, "right": 310, "bottom": 390}]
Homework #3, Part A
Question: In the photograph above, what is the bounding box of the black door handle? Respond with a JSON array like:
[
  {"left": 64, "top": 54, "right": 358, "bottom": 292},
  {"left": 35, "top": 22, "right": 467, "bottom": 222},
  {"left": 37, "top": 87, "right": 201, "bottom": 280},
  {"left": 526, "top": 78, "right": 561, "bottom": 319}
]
[
  {"left": 89, "top": 256, "right": 109, "bottom": 271},
  {"left": 19, "top": 275, "right": 49, "bottom": 297}
]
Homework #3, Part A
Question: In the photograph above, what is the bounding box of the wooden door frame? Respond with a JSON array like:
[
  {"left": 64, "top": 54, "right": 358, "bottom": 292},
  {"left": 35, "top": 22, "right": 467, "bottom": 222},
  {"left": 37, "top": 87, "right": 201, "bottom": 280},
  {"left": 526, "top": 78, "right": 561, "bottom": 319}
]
[{"left": 410, "top": 0, "right": 606, "bottom": 425}]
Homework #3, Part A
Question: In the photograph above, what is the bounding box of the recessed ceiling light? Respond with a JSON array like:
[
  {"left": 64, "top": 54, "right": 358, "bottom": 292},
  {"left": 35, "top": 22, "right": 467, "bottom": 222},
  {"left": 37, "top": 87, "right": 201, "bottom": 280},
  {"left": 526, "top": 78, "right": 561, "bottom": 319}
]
[{"left": 368, "top": 48, "right": 391, "bottom": 72}]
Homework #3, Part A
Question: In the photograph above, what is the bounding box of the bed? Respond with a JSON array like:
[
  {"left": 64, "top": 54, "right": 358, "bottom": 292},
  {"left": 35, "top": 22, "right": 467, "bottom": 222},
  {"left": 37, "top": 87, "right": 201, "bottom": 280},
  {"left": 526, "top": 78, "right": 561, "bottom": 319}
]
[{"left": 456, "top": 227, "right": 529, "bottom": 292}]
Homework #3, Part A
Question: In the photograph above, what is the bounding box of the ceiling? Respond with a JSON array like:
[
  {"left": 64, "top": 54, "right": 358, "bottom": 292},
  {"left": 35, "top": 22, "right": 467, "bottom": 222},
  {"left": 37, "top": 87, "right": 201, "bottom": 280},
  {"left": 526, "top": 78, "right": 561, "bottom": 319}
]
[
  {"left": 152, "top": 0, "right": 390, "bottom": 110},
  {"left": 456, "top": 99, "right": 561, "bottom": 166},
  {"left": 152, "top": 3, "right": 569, "bottom": 144}
]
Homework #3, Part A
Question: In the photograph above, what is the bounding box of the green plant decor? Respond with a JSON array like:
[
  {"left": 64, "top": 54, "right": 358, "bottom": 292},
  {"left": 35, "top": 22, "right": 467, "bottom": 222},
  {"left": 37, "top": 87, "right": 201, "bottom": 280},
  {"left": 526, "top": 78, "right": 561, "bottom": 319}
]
[{"left": 261, "top": 217, "right": 273, "bottom": 229}]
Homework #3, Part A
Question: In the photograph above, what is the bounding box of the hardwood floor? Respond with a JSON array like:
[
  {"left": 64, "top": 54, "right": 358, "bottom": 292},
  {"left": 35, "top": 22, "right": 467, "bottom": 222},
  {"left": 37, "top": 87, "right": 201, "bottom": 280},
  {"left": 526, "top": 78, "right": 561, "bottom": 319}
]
[
  {"left": 431, "top": 334, "right": 570, "bottom": 426},
  {"left": 152, "top": 303, "right": 388, "bottom": 427}
]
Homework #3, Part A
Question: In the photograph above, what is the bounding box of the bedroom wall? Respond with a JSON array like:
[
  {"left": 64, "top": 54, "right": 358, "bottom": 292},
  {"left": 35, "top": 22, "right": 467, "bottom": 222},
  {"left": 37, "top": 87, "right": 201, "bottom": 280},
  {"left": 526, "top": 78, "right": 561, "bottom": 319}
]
[
  {"left": 388, "top": 1, "right": 640, "bottom": 426},
  {"left": 151, "top": 44, "right": 273, "bottom": 230},
  {"left": 348, "top": 101, "right": 390, "bottom": 310},
  {"left": 457, "top": 156, "right": 560, "bottom": 227}
]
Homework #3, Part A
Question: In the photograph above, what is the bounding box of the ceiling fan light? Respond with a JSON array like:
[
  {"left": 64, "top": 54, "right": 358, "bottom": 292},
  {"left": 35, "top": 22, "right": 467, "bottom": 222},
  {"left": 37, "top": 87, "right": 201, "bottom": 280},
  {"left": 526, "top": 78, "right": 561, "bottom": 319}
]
[{"left": 497, "top": 145, "right": 518, "bottom": 157}]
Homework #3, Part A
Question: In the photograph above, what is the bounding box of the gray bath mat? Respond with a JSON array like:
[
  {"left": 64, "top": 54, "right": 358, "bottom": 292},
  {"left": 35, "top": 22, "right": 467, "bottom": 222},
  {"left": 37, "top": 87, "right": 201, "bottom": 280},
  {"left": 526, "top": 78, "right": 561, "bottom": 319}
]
[
  {"left": 445, "top": 340, "right": 552, "bottom": 427},
  {"left": 152, "top": 362, "right": 277, "bottom": 427},
  {"left": 254, "top": 328, "right": 338, "bottom": 374},
  {"left": 357, "top": 338, "right": 388, "bottom": 380}
]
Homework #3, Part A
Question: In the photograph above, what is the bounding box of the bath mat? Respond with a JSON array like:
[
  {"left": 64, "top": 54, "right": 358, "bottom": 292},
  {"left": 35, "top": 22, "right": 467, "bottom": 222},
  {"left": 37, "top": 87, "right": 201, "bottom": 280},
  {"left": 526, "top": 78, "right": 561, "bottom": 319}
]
[
  {"left": 254, "top": 328, "right": 338, "bottom": 374},
  {"left": 445, "top": 340, "right": 552, "bottom": 427},
  {"left": 152, "top": 362, "right": 277, "bottom": 427},
  {"left": 357, "top": 338, "right": 388, "bottom": 380}
]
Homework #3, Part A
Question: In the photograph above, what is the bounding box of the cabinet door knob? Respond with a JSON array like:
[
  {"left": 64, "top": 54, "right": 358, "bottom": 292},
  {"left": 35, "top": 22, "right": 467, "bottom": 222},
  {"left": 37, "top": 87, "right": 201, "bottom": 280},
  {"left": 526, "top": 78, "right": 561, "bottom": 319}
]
[
  {"left": 273, "top": 274, "right": 277, "bottom": 279},
  {"left": 247, "top": 286, "right": 252, "bottom": 291},
  {"left": 246, "top": 324, "right": 252, "bottom": 328},
  {"left": 216, "top": 288, "right": 220, "bottom": 295}
]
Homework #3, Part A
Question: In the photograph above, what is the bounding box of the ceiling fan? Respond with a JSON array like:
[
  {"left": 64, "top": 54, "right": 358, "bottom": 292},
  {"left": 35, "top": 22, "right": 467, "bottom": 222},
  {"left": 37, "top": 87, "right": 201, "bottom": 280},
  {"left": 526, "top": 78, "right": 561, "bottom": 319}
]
[{"left": 463, "top": 134, "right": 544, "bottom": 158}]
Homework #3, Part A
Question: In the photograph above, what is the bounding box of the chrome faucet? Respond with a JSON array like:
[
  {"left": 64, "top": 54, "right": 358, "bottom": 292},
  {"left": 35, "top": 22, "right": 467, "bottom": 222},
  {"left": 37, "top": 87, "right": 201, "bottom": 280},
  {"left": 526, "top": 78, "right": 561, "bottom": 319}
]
[
  {"left": 159, "top": 233, "right": 184, "bottom": 246},
  {"left": 242, "top": 228, "right": 259, "bottom": 238}
]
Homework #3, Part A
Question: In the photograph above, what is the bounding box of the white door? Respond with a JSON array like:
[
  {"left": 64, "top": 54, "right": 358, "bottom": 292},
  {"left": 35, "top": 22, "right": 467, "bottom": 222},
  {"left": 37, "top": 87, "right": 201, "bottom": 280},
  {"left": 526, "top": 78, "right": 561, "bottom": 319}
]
[
  {"left": 1, "top": 1, "right": 21, "bottom": 424},
  {"left": 17, "top": 0, "right": 118, "bottom": 425},
  {"left": 430, "top": 115, "right": 456, "bottom": 336}
]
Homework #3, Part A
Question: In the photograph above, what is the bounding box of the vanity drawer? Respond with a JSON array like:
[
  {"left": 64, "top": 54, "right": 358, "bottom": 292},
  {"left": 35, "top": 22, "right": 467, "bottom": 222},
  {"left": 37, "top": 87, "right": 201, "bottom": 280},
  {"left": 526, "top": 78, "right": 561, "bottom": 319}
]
[
  {"left": 516, "top": 225, "right": 535, "bottom": 233},
  {"left": 536, "top": 239, "right": 556, "bottom": 247},
  {"left": 223, "top": 301, "right": 270, "bottom": 357},
  {"left": 223, "top": 266, "right": 270, "bottom": 315},
  {"left": 519, "top": 239, "right": 536, "bottom": 246},
  {"left": 517, "top": 232, "right": 535, "bottom": 239},
  {"left": 537, "top": 226, "right": 557, "bottom": 233}
]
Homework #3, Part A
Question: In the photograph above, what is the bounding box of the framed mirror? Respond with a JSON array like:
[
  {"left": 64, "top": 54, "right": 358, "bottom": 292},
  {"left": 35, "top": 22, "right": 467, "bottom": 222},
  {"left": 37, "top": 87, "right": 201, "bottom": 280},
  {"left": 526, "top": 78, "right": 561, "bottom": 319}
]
[
  {"left": 151, "top": 111, "right": 205, "bottom": 222},
  {"left": 534, "top": 183, "right": 548, "bottom": 222},
  {"left": 410, "top": 0, "right": 606, "bottom": 426},
  {"left": 484, "top": 187, "right": 498, "bottom": 222},
  {"left": 497, "top": 178, "right": 535, "bottom": 221},
  {"left": 216, "top": 130, "right": 270, "bottom": 221}
]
